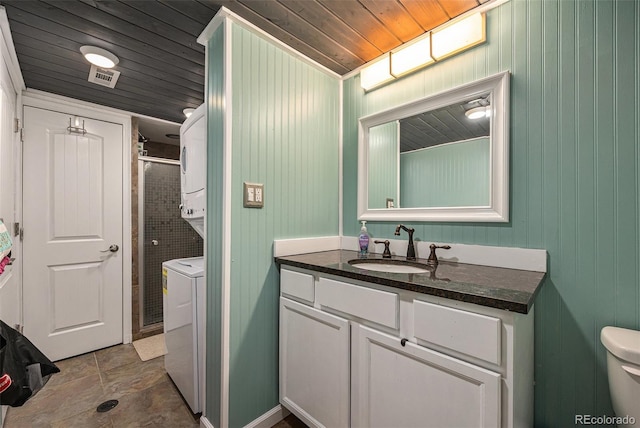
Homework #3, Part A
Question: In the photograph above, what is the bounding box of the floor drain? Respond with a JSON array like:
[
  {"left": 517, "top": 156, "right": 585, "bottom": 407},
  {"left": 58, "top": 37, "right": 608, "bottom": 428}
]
[{"left": 97, "top": 399, "right": 119, "bottom": 413}]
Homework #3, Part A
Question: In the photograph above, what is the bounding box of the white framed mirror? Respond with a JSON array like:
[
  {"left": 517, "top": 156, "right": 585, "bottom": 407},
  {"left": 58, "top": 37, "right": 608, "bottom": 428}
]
[{"left": 357, "top": 71, "right": 510, "bottom": 222}]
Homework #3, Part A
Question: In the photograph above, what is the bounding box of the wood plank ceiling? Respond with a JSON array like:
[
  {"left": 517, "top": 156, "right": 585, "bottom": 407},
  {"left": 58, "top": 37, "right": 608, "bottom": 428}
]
[
  {"left": 399, "top": 101, "right": 490, "bottom": 152},
  {"left": 0, "top": 0, "right": 485, "bottom": 124}
]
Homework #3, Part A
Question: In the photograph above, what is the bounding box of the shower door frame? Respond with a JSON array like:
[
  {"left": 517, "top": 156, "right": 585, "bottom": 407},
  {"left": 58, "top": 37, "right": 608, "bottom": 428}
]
[{"left": 138, "top": 156, "right": 181, "bottom": 330}]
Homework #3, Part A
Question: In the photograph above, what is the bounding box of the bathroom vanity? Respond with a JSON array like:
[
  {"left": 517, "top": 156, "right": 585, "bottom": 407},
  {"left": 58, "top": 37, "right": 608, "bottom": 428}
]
[{"left": 275, "top": 250, "right": 545, "bottom": 428}]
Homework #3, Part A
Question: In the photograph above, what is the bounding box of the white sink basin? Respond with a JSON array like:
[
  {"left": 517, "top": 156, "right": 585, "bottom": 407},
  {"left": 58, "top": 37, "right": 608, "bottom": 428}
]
[{"left": 349, "top": 260, "right": 430, "bottom": 274}]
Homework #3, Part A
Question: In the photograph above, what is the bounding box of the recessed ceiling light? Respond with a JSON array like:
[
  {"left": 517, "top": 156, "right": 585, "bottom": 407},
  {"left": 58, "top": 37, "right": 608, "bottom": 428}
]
[
  {"left": 80, "top": 46, "right": 119, "bottom": 68},
  {"left": 465, "top": 106, "right": 489, "bottom": 120},
  {"left": 183, "top": 108, "right": 195, "bottom": 118}
]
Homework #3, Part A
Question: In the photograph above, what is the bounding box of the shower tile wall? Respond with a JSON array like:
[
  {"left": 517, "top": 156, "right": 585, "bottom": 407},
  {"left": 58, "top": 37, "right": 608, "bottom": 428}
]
[{"left": 143, "top": 161, "right": 203, "bottom": 326}]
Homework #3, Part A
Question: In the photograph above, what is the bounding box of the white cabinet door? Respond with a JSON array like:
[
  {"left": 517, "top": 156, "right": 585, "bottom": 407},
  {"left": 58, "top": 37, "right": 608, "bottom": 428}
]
[
  {"left": 280, "top": 297, "right": 350, "bottom": 428},
  {"left": 352, "top": 324, "right": 501, "bottom": 428}
]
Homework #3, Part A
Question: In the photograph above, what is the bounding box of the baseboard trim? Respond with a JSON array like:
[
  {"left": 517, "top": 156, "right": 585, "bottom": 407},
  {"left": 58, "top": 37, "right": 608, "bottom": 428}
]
[
  {"left": 200, "top": 416, "right": 215, "bottom": 428},
  {"left": 243, "top": 405, "right": 291, "bottom": 428},
  {"left": 199, "top": 405, "right": 290, "bottom": 428}
]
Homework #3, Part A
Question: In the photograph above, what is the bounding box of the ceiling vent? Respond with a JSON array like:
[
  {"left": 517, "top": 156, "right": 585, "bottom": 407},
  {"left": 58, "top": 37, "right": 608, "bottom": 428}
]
[{"left": 87, "top": 64, "right": 120, "bottom": 88}]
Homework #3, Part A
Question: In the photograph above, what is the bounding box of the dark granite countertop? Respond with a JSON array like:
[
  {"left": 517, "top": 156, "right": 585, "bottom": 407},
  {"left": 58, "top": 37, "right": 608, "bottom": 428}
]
[{"left": 275, "top": 250, "right": 546, "bottom": 314}]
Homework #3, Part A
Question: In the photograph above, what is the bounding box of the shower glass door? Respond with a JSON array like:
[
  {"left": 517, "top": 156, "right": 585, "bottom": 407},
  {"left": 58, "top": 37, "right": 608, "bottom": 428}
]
[{"left": 139, "top": 157, "right": 203, "bottom": 327}]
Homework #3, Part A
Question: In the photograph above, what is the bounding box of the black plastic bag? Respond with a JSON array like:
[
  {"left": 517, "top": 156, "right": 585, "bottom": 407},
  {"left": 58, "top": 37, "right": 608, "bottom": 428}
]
[{"left": 0, "top": 320, "right": 59, "bottom": 407}]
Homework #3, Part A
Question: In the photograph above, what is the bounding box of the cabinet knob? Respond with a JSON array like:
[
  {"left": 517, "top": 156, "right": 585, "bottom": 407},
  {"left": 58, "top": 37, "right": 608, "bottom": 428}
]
[{"left": 401, "top": 338, "right": 408, "bottom": 347}]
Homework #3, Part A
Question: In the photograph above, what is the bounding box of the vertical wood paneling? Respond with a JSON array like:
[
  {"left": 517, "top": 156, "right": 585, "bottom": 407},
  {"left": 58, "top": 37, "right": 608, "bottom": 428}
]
[
  {"left": 510, "top": 0, "right": 529, "bottom": 249},
  {"left": 594, "top": 0, "right": 616, "bottom": 416},
  {"left": 368, "top": 121, "right": 398, "bottom": 208},
  {"left": 342, "top": 0, "right": 640, "bottom": 424},
  {"left": 526, "top": 0, "right": 544, "bottom": 250},
  {"left": 613, "top": 0, "right": 638, "bottom": 330},
  {"left": 400, "top": 138, "right": 489, "bottom": 208},
  {"left": 636, "top": 0, "right": 640, "bottom": 339},
  {"left": 228, "top": 22, "right": 339, "bottom": 427},
  {"left": 205, "top": 24, "right": 225, "bottom": 428},
  {"left": 536, "top": 0, "right": 562, "bottom": 424},
  {"left": 574, "top": 1, "right": 598, "bottom": 415}
]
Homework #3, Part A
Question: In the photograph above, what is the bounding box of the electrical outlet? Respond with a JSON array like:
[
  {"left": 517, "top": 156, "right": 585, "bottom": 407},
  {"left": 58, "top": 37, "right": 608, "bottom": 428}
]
[{"left": 243, "top": 182, "right": 264, "bottom": 208}]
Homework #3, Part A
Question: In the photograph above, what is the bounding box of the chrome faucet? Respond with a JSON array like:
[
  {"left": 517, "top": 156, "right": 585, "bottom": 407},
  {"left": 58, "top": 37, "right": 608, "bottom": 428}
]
[{"left": 394, "top": 224, "right": 416, "bottom": 260}]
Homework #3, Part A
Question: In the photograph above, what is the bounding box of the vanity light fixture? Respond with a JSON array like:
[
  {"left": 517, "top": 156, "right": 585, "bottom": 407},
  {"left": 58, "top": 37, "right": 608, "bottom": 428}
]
[
  {"left": 390, "top": 35, "right": 434, "bottom": 77},
  {"left": 183, "top": 108, "right": 195, "bottom": 118},
  {"left": 80, "top": 46, "right": 119, "bottom": 68},
  {"left": 360, "top": 12, "right": 485, "bottom": 91},
  {"left": 431, "top": 13, "right": 485, "bottom": 61},
  {"left": 360, "top": 54, "right": 394, "bottom": 91}
]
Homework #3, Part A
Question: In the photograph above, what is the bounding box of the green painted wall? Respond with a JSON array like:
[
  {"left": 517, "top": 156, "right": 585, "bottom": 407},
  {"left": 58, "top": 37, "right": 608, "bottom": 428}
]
[
  {"left": 205, "top": 24, "right": 225, "bottom": 428},
  {"left": 228, "top": 22, "right": 340, "bottom": 427},
  {"left": 343, "top": 0, "right": 640, "bottom": 425},
  {"left": 368, "top": 121, "right": 398, "bottom": 209},
  {"left": 400, "top": 137, "right": 490, "bottom": 207}
]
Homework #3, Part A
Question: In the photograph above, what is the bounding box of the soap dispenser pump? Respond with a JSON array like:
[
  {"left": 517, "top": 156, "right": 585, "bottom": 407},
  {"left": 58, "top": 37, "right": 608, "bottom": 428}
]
[{"left": 358, "top": 221, "right": 369, "bottom": 256}]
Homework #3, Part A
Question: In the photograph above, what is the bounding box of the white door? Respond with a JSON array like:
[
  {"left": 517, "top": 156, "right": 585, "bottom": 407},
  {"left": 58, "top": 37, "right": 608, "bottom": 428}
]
[
  {"left": 22, "top": 106, "right": 124, "bottom": 362},
  {"left": 280, "top": 297, "right": 350, "bottom": 428},
  {"left": 352, "top": 323, "right": 501, "bottom": 428},
  {"left": 0, "top": 79, "right": 18, "bottom": 327}
]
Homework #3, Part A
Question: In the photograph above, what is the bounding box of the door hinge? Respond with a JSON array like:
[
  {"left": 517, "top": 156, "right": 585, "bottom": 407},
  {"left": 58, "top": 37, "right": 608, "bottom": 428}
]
[
  {"left": 14, "top": 223, "right": 23, "bottom": 241},
  {"left": 14, "top": 118, "right": 24, "bottom": 141}
]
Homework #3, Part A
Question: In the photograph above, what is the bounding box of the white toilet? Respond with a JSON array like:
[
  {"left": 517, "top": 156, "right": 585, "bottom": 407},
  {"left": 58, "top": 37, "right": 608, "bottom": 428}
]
[{"left": 601, "top": 326, "right": 640, "bottom": 427}]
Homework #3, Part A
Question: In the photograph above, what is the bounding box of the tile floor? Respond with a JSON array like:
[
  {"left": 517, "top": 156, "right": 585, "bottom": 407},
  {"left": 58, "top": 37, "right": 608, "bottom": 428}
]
[
  {"left": 272, "top": 414, "right": 307, "bottom": 428},
  {"left": 3, "top": 342, "right": 308, "bottom": 428},
  {"left": 4, "top": 343, "right": 200, "bottom": 427}
]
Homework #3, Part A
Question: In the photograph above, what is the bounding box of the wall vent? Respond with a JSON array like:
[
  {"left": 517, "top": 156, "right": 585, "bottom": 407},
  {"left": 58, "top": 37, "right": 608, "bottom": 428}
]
[{"left": 87, "top": 64, "right": 120, "bottom": 88}]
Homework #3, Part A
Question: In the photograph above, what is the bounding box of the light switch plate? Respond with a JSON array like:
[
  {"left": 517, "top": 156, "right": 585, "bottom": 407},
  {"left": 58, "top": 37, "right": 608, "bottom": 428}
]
[{"left": 243, "top": 182, "right": 264, "bottom": 208}]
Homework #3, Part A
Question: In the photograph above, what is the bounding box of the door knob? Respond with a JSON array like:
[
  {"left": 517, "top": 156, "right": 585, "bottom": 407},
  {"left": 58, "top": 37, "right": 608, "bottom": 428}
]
[
  {"left": 100, "top": 244, "right": 119, "bottom": 253},
  {"left": 151, "top": 240, "right": 159, "bottom": 246}
]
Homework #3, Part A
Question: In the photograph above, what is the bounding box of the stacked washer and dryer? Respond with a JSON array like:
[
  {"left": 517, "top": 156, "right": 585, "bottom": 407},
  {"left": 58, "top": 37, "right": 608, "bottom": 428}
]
[{"left": 162, "top": 103, "right": 206, "bottom": 414}]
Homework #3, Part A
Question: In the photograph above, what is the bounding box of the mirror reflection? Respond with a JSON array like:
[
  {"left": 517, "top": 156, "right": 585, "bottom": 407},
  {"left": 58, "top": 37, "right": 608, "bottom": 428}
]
[
  {"left": 357, "top": 71, "right": 509, "bottom": 222},
  {"left": 367, "top": 94, "right": 492, "bottom": 209}
]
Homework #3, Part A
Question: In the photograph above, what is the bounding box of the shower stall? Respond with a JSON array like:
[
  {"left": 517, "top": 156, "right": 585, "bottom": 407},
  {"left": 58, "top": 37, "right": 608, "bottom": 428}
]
[{"left": 138, "top": 156, "right": 203, "bottom": 328}]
